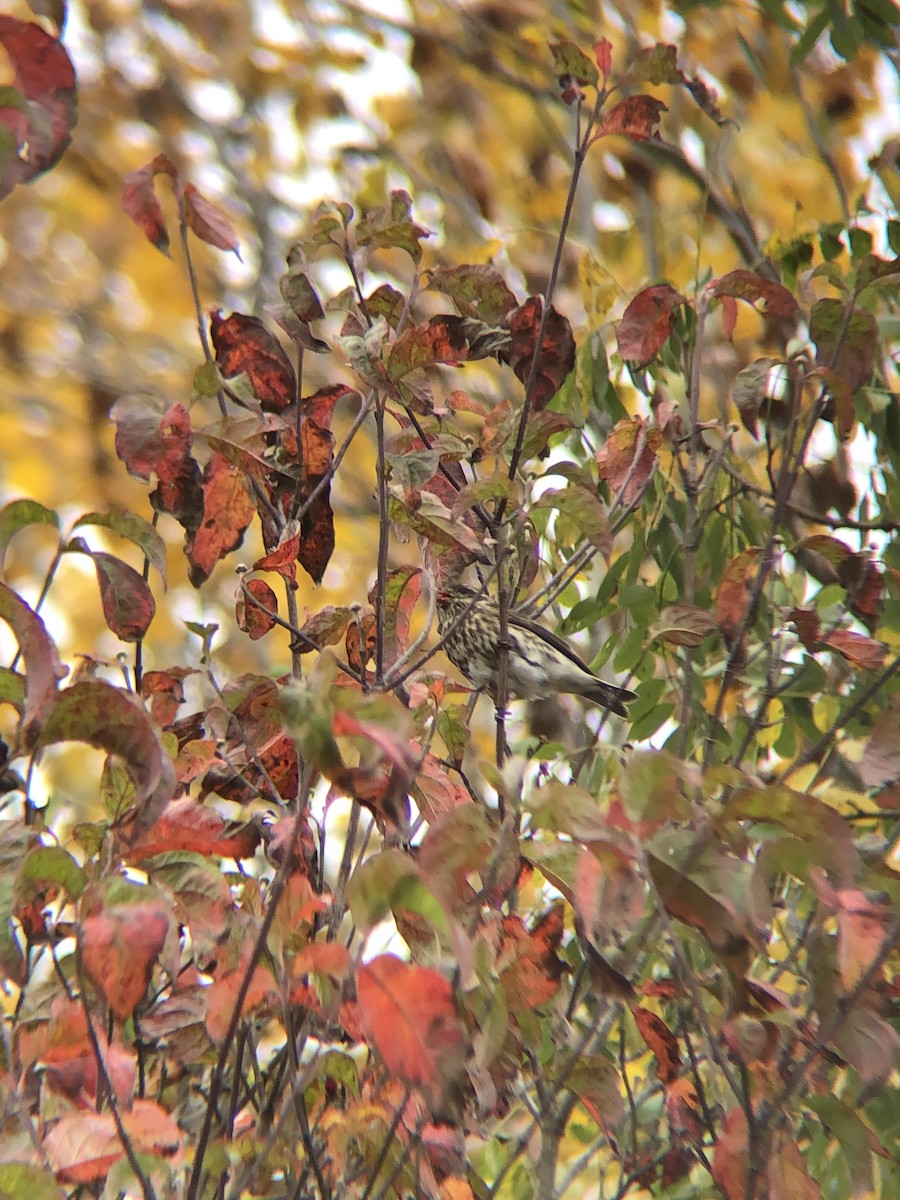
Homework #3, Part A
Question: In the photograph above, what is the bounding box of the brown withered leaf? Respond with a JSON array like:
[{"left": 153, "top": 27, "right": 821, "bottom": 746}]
[{"left": 595, "top": 94, "right": 668, "bottom": 141}]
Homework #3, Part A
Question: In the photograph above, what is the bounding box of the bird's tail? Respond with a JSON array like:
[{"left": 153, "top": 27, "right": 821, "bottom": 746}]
[{"left": 583, "top": 680, "right": 636, "bottom": 717}]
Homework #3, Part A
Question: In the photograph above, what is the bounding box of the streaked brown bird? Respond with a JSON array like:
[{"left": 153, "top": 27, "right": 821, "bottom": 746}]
[{"left": 436, "top": 584, "right": 635, "bottom": 717}]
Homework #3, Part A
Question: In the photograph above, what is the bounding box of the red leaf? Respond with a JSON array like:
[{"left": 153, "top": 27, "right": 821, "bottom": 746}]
[
  {"left": 303, "top": 383, "right": 359, "bottom": 431},
  {"left": 0, "top": 581, "right": 66, "bottom": 744},
  {"left": 617, "top": 284, "right": 686, "bottom": 364},
  {"left": 298, "top": 419, "right": 335, "bottom": 584},
  {"left": 111, "top": 397, "right": 202, "bottom": 526},
  {"left": 237, "top": 577, "right": 279, "bottom": 639},
  {"left": 80, "top": 898, "right": 171, "bottom": 1019},
  {"left": 0, "top": 17, "right": 77, "bottom": 199},
  {"left": 633, "top": 1007, "right": 681, "bottom": 1083},
  {"left": 185, "top": 453, "right": 255, "bottom": 586},
  {"left": 596, "top": 94, "right": 668, "bottom": 142},
  {"left": 122, "top": 153, "right": 179, "bottom": 256},
  {"left": 502, "top": 296, "right": 575, "bottom": 411},
  {"left": 129, "top": 798, "right": 260, "bottom": 861},
  {"left": 253, "top": 531, "right": 301, "bottom": 583},
  {"left": 357, "top": 955, "right": 465, "bottom": 1104},
  {"left": 88, "top": 551, "right": 156, "bottom": 641},
  {"left": 388, "top": 315, "right": 471, "bottom": 379},
  {"left": 788, "top": 607, "right": 821, "bottom": 652},
  {"left": 210, "top": 310, "right": 296, "bottom": 413},
  {"left": 595, "top": 415, "right": 661, "bottom": 505},
  {"left": 594, "top": 37, "right": 613, "bottom": 78},
  {"left": 183, "top": 182, "right": 241, "bottom": 257}
]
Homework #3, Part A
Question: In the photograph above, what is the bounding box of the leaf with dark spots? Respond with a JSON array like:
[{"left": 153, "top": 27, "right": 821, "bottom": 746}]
[
  {"left": 502, "top": 297, "right": 575, "bottom": 411},
  {"left": 297, "top": 421, "right": 335, "bottom": 584},
  {"left": 617, "top": 284, "right": 686, "bottom": 364},
  {"left": 633, "top": 1007, "right": 682, "bottom": 1083},
  {"left": 0, "top": 582, "right": 66, "bottom": 745},
  {"left": 122, "top": 153, "right": 179, "bottom": 256},
  {"left": 715, "top": 549, "right": 762, "bottom": 663},
  {"left": 182, "top": 182, "right": 240, "bottom": 257},
  {"left": 426, "top": 264, "right": 518, "bottom": 325},
  {"left": 185, "top": 454, "right": 255, "bottom": 587},
  {"left": 302, "top": 383, "right": 360, "bottom": 431},
  {"left": 711, "top": 270, "right": 798, "bottom": 319},
  {"left": 0, "top": 17, "right": 77, "bottom": 199},
  {"left": 356, "top": 189, "right": 432, "bottom": 262},
  {"left": 141, "top": 668, "right": 191, "bottom": 728},
  {"left": 237, "top": 578, "right": 279, "bottom": 640},
  {"left": 210, "top": 310, "right": 296, "bottom": 413},
  {"left": 499, "top": 906, "right": 566, "bottom": 1011},
  {"left": 388, "top": 316, "right": 471, "bottom": 381},
  {"left": 595, "top": 95, "right": 668, "bottom": 142},
  {"left": 366, "top": 283, "right": 407, "bottom": 327},
  {"left": 549, "top": 39, "right": 599, "bottom": 86},
  {"left": 34, "top": 681, "right": 175, "bottom": 833}
]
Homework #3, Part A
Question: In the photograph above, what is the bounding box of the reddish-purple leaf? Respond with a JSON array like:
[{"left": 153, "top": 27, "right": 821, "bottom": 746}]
[
  {"left": 0, "top": 17, "right": 77, "bottom": 199},
  {"left": 617, "top": 284, "right": 686, "bottom": 364},
  {"left": 594, "top": 38, "right": 613, "bottom": 79},
  {"left": 88, "top": 551, "right": 156, "bottom": 641},
  {"left": 111, "top": 397, "right": 202, "bottom": 529},
  {"left": 595, "top": 95, "right": 668, "bottom": 142},
  {"left": 122, "top": 154, "right": 179, "bottom": 256},
  {"left": 502, "top": 297, "right": 575, "bottom": 411},
  {"left": 185, "top": 453, "right": 255, "bottom": 586},
  {"left": 210, "top": 310, "right": 296, "bottom": 413},
  {"left": 182, "top": 182, "right": 240, "bottom": 257},
  {"left": 0, "top": 581, "right": 66, "bottom": 745}
]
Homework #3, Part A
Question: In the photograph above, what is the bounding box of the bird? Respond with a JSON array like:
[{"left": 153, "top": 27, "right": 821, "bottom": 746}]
[{"left": 435, "top": 583, "right": 635, "bottom": 717}]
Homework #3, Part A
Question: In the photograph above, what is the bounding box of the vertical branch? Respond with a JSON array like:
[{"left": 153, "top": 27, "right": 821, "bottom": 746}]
[
  {"left": 373, "top": 394, "right": 389, "bottom": 688},
  {"left": 177, "top": 199, "right": 227, "bottom": 418}
]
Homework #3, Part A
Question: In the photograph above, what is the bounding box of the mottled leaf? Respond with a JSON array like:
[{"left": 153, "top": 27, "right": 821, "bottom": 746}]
[
  {"left": 617, "top": 284, "right": 685, "bottom": 364},
  {"left": 211, "top": 310, "right": 296, "bottom": 413}
]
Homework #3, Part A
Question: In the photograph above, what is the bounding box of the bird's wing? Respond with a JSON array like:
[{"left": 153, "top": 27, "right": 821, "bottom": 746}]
[{"left": 506, "top": 608, "right": 594, "bottom": 673}]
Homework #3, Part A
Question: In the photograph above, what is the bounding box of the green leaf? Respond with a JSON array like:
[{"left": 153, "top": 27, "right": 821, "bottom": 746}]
[
  {"left": 356, "top": 190, "right": 431, "bottom": 263},
  {"left": 0, "top": 498, "right": 59, "bottom": 571},
  {"left": 0, "top": 1164, "right": 61, "bottom": 1200},
  {"left": 72, "top": 510, "right": 167, "bottom": 587},
  {"left": 15, "top": 845, "right": 85, "bottom": 906},
  {"left": 549, "top": 40, "right": 599, "bottom": 86}
]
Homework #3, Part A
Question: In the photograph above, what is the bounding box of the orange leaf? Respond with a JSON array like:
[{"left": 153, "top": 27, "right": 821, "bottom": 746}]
[
  {"left": 633, "top": 1006, "right": 681, "bottom": 1083},
  {"left": 80, "top": 901, "right": 171, "bottom": 1019},
  {"left": 357, "top": 954, "right": 465, "bottom": 1105}
]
